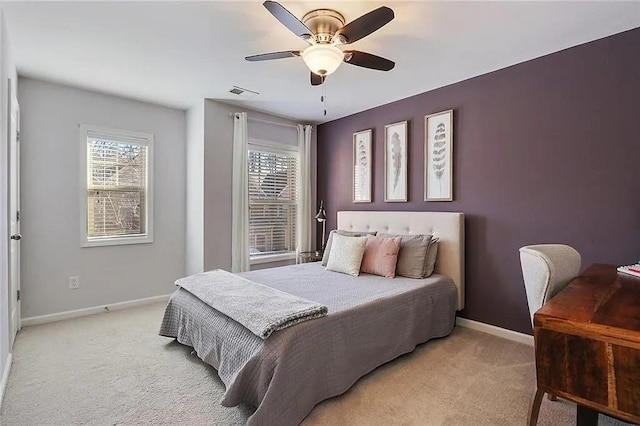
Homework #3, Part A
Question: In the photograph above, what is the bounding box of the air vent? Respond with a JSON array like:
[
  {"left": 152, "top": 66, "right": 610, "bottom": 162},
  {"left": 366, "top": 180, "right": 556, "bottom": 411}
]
[{"left": 229, "top": 86, "right": 259, "bottom": 99}]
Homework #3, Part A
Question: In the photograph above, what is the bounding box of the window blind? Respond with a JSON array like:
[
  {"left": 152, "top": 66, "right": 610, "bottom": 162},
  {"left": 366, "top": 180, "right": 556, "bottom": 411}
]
[
  {"left": 248, "top": 149, "right": 298, "bottom": 257},
  {"left": 87, "top": 138, "right": 148, "bottom": 239}
]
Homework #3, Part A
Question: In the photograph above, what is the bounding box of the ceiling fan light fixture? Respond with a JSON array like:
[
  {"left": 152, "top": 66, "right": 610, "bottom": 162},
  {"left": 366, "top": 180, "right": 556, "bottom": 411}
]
[{"left": 302, "top": 44, "right": 343, "bottom": 76}]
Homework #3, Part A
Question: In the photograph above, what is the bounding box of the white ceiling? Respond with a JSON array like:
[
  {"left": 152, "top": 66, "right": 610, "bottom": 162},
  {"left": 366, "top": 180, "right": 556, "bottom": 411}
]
[{"left": 3, "top": 1, "right": 639, "bottom": 124}]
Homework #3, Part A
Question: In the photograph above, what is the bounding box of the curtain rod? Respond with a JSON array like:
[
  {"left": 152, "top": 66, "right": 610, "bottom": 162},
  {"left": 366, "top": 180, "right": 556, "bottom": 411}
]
[{"left": 230, "top": 112, "right": 302, "bottom": 130}]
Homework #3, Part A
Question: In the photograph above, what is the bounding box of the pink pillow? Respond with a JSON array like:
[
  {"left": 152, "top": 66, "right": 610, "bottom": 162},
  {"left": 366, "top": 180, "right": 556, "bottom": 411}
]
[{"left": 360, "top": 236, "right": 402, "bottom": 278}]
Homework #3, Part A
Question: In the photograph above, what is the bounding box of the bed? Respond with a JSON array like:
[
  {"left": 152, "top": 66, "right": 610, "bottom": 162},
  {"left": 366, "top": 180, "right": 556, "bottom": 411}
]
[{"left": 160, "top": 211, "right": 465, "bottom": 426}]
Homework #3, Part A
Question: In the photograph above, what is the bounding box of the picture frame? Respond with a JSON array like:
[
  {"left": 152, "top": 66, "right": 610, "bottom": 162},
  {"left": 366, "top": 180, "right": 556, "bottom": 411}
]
[
  {"left": 353, "top": 129, "right": 372, "bottom": 203},
  {"left": 425, "top": 110, "right": 453, "bottom": 201},
  {"left": 384, "top": 121, "right": 408, "bottom": 202}
]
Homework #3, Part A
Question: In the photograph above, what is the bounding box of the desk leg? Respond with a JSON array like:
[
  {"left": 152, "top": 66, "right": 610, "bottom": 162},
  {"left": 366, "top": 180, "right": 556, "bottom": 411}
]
[
  {"left": 528, "top": 389, "right": 544, "bottom": 426},
  {"left": 576, "top": 405, "right": 598, "bottom": 426}
]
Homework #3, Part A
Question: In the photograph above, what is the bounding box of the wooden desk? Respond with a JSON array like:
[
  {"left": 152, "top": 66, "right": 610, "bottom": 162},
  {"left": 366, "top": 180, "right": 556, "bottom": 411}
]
[{"left": 533, "top": 264, "right": 640, "bottom": 425}]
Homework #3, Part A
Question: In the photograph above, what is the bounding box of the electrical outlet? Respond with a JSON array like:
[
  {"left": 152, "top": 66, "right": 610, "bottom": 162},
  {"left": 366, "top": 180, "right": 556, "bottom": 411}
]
[{"left": 68, "top": 276, "right": 80, "bottom": 290}]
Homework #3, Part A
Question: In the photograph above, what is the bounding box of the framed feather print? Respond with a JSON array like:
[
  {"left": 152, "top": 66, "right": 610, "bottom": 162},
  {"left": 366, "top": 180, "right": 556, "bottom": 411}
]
[
  {"left": 425, "top": 110, "right": 453, "bottom": 201},
  {"left": 353, "top": 129, "right": 372, "bottom": 203},
  {"left": 384, "top": 121, "right": 408, "bottom": 202}
]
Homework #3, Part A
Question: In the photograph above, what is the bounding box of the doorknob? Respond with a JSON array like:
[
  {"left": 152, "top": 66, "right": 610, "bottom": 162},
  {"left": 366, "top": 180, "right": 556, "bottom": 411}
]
[{"left": 10, "top": 234, "right": 21, "bottom": 241}]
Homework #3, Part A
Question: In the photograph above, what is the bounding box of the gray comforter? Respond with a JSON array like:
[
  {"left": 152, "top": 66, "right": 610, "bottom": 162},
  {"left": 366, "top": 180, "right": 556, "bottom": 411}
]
[{"left": 159, "top": 263, "right": 457, "bottom": 426}]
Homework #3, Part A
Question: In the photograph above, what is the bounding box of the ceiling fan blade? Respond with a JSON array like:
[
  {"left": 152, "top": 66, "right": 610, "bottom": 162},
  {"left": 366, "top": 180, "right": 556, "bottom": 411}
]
[
  {"left": 335, "top": 6, "right": 394, "bottom": 45},
  {"left": 263, "top": 1, "right": 313, "bottom": 40},
  {"left": 245, "top": 51, "right": 300, "bottom": 61},
  {"left": 310, "top": 72, "right": 326, "bottom": 86},
  {"left": 344, "top": 50, "right": 395, "bottom": 71}
]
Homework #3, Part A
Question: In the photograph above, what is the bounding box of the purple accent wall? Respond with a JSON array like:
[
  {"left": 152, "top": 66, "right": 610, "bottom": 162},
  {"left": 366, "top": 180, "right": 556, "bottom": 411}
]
[{"left": 316, "top": 28, "right": 640, "bottom": 335}]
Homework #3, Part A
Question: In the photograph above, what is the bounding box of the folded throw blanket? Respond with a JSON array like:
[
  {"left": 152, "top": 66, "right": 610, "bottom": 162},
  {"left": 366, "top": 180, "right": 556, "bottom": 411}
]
[{"left": 176, "top": 269, "right": 328, "bottom": 339}]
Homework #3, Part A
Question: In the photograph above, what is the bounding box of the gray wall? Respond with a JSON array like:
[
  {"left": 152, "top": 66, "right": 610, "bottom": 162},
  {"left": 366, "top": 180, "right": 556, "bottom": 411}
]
[
  {"left": 19, "top": 78, "right": 186, "bottom": 318},
  {"left": 185, "top": 101, "right": 204, "bottom": 276},
  {"left": 0, "top": 8, "right": 17, "bottom": 388},
  {"left": 202, "top": 100, "right": 235, "bottom": 271},
  {"left": 202, "top": 100, "right": 317, "bottom": 271},
  {"left": 317, "top": 28, "right": 640, "bottom": 335}
]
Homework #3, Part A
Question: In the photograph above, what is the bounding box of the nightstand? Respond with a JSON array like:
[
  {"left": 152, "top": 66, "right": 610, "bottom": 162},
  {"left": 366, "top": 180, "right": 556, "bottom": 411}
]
[{"left": 298, "top": 250, "right": 323, "bottom": 263}]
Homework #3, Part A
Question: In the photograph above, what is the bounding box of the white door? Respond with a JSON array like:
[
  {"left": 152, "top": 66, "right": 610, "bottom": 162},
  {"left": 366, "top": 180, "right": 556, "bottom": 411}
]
[{"left": 8, "top": 80, "right": 21, "bottom": 344}]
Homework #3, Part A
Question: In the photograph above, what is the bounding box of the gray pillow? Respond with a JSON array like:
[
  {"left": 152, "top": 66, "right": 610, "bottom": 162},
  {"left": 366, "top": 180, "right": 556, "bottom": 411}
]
[
  {"left": 424, "top": 238, "right": 440, "bottom": 277},
  {"left": 321, "top": 229, "right": 377, "bottom": 266},
  {"left": 326, "top": 234, "right": 367, "bottom": 277},
  {"left": 379, "top": 233, "right": 432, "bottom": 278}
]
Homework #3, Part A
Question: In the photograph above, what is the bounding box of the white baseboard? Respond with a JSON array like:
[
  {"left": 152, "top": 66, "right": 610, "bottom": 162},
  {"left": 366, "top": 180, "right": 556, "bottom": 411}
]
[
  {"left": 21, "top": 294, "right": 172, "bottom": 327},
  {"left": 0, "top": 353, "right": 12, "bottom": 407},
  {"left": 456, "top": 317, "right": 534, "bottom": 346}
]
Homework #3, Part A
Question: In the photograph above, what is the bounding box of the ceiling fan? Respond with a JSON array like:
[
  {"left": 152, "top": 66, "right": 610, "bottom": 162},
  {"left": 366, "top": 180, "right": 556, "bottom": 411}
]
[{"left": 245, "top": 1, "right": 395, "bottom": 86}]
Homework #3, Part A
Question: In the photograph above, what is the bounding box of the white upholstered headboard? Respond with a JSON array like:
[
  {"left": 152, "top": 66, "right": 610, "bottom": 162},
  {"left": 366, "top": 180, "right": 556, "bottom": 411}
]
[{"left": 337, "top": 211, "right": 465, "bottom": 310}]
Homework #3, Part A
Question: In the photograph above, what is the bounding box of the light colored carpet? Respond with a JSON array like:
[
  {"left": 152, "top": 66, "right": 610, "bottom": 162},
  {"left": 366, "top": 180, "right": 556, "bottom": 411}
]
[{"left": 0, "top": 302, "right": 630, "bottom": 426}]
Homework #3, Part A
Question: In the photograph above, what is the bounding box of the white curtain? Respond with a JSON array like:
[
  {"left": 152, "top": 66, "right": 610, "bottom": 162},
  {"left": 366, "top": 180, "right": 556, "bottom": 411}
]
[
  {"left": 296, "top": 124, "right": 313, "bottom": 253},
  {"left": 231, "top": 112, "right": 250, "bottom": 272}
]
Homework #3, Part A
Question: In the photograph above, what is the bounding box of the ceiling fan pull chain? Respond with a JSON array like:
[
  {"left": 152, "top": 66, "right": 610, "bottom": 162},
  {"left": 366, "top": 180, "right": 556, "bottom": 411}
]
[{"left": 322, "top": 83, "right": 327, "bottom": 116}]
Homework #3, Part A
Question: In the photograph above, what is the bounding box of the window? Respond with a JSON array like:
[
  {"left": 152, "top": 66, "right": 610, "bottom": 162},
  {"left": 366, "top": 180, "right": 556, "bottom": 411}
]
[
  {"left": 80, "top": 125, "right": 153, "bottom": 247},
  {"left": 248, "top": 145, "right": 298, "bottom": 261}
]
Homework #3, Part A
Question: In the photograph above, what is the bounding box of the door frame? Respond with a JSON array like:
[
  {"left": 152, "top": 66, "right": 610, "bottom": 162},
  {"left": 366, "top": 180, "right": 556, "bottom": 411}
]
[{"left": 7, "top": 78, "right": 20, "bottom": 343}]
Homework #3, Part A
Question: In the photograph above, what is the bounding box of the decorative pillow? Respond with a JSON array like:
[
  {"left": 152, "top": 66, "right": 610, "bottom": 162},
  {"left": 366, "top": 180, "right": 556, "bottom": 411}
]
[
  {"left": 321, "top": 229, "right": 377, "bottom": 266},
  {"left": 326, "top": 234, "right": 367, "bottom": 277},
  {"left": 360, "top": 235, "right": 402, "bottom": 278},
  {"left": 423, "top": 238, "right": 440, "bottom": 277},
  {"left": 379, "top": 233, "right": 432, "bottom": 278}
]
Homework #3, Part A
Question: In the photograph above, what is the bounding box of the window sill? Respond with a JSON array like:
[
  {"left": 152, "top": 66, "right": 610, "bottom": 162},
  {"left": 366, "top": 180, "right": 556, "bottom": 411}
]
[
  {"left": 250, "top": 252, "right": 296, "bottom": 265},
  {"left": 82, "top": 235, "right": 153, "bottom": 248}
]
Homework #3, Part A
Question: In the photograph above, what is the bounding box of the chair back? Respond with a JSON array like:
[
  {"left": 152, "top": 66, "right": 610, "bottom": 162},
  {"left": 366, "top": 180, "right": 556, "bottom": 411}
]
[{"left": 519, "top": 244, "right": 581, "bottom": 326}]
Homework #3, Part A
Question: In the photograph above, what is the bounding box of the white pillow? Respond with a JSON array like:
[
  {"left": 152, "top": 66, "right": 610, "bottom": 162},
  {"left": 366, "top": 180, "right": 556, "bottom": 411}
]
[
  {"left": 321, "top": 229, "right": 377, "bottom": 266},
  {"left": 326, "top": 234, "right": 367, "bottom": 276}
]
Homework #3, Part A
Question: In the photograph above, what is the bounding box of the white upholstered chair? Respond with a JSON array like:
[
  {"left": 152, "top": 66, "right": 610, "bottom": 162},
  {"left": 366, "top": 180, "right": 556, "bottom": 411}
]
[
  {"left": 520, "top": 244, "right": 582, "bottom": 325},
  {"left": 519, "top": 244, "right": 581, "bottom": 426}
]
